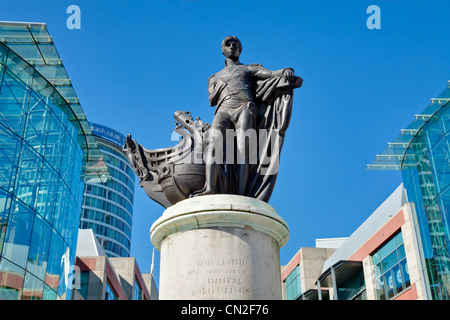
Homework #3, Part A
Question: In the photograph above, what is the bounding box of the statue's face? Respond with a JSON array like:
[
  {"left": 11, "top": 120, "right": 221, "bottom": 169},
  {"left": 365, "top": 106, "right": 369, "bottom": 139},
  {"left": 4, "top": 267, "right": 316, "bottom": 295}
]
[{"left": 223, "top": 39, "right": 241, "bottom": 59}]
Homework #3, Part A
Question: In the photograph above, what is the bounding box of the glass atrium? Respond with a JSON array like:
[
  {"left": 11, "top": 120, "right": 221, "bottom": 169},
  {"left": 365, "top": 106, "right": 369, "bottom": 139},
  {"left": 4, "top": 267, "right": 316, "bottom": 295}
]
[{"left": 0, "top": 22, "right": 110, "bottom": 299}]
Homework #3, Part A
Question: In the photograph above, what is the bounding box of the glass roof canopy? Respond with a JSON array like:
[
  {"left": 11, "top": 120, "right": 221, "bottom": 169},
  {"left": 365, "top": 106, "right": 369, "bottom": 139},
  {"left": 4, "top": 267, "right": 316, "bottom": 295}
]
[
  {"left": 0, "top": 21, "right": 111, "bottom": 183},
  {"left": 367, "top": 82, "right": 450, "bottom": 171}
]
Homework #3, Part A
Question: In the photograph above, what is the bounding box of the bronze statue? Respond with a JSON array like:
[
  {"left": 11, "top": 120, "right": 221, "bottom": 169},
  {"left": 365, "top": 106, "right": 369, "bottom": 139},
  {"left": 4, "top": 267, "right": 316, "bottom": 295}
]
[
  {"left": 124, "top": 36, "right": 302, "bottom": 208},
  {"left": 192, "top": 36, "right": 301, "bottom": 199}
]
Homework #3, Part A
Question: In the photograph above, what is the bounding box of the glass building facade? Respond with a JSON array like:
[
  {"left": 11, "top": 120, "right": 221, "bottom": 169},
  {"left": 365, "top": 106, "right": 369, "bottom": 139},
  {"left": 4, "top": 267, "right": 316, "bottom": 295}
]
[
  {"left": 0, "top": 22, "right": 110, "bottom": 299},
  {"left": 80, "top": 122, "right": 135, "bottom": 257},
  {"left": 284, "top": 265, "right": 302, "bottom": 300},
  {"left": 369, "top": 82, "right": 450, "bottom": 300}
]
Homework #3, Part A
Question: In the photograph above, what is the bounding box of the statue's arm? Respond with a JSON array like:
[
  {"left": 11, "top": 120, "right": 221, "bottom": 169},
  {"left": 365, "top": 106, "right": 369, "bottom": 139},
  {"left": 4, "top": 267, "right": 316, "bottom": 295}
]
[
  {"left": 208, "top": 73, "right": 226, "bottom": 106},
  {"left": 249, "top": 65, "right": 295, "bottom": 81}
]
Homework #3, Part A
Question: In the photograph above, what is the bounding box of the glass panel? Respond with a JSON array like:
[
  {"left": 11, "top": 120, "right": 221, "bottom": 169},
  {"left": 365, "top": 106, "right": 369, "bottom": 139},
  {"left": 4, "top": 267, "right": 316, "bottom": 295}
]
[
  {"left": 42, "top": 283, "right": 57, "bottom": 300},
  {"left": 45, "top": 229, "right": 64, "bottom": 292},
  {"left": 79, "top": 271, "right": 89, "bottom": 300},
  {"left": 57, "top": 247, "right": 70, "bottom": 298},
  {"left": 0, "top": 258, "right": 25, "bottom": 300},
  {"left": 62, "top": 196, "right": 79, "bottom": 245},
  {"left": 386, "top": 271, "right": 395, "bottom": 299},
  {"left": 0, "top": 125, "right": 23, "bottom": 192},
  {"left": 37, "top": 43, "right": 59, "bottom": 64},
  {"left": 425, "top": 118, "right": 444, "bottom": 150},
  {"left": 22, "top": 271, "right": 44, "bottom": 300},
  {"left": 26, "top": 214, "right": 52, "bottom": 281},
  {"left": 60, "top": 131, "right": 77, "bottom": 188},
  {"left": 375, "top": 276, "right": 386, "bottom": 300},
  {"left": 400, "top": 259, "right": 410, "bottom": 288},
  {"left": 0, "top": 44, "right": 7, "bottom": 65},
  {"left": 71, "top": 150, "right": 83, "bottom": 197},
  {"left": 380, "top": 250, "right": 398, "bottom": 274},
  {"left": 23, "top": 93, "right": 50, "bottom": 156},
  {"left": 5, "top": 50, "right": 35, "bottom": 87},
  {"left": 28, "top": 25, "right": 52, "bottom": 43},
  {"left": 0, "top": 189, "right": 12, "bottom": 254},
  {"left": 2, "top": 199, "right": 35, "bottom": 268},
  {"left": 395, "top": 231, "right": 404, "bottom": 246},
  {"left": 0, "top": 24, "right": 32, "bottom": 43},
  {"left": 53, "top": 184, "right": 69, "bottom": 236},
  {"left": 14, "top": 144, "right": 43, "bottom": 208},
  {"left": 379, "top": 237, "right": 396, "bottom": 261},
  {"left": 43, "top": 112, "right": 66, "bottom": 173},
  {"left": 133, "top": 278, "right": 142, "bottom": 300},
  {"left": 35, "top": 161, "right": 58, "bottom": 223},
  {"left": 397, "top": 244, "right": 406, "bottom": 261},
  {"left": 374, "top": 263, "right": 382, "bottom": 279},
  {"left": 0, "top": 73, "right": 29, "bottom": 137},
  {"left": 372, "top": 251, "right": 380, "bottom": 265},
  {"left": 7, "top": 43, "right": 45, "bottom": 65},
  {"left": 36, "top": 65, "right": 69, "bottom": 85},
  {"left": 392, "top": 264, "right": 403, "bottom": 295},
  {"left": 105, "top": 281, "right": 117, "bottom": 300}
]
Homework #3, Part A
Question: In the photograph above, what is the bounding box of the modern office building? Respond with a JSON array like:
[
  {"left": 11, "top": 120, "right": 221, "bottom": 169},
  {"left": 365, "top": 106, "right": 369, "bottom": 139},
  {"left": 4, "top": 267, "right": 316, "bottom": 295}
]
[
  {"left": 73, "top": 229, "right": 158, "bottom": 300},
  {"left": 282, "top": 184, "right": 427, "bottom": 300},
  {"left": 79, "top": 122, "right": 135, "bottom": 258},
  {"left": 0, "top": 22, "right": 110, "bottom": 299},
  {"left": 282, "top": 82, "right": 450, "bottom": 300}
]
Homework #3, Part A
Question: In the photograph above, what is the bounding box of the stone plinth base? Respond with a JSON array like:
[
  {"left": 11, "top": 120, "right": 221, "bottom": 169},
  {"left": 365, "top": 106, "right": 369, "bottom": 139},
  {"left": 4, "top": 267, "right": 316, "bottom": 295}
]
[{"left": 150, "top": 194, "right": 289, "bottom": 300}]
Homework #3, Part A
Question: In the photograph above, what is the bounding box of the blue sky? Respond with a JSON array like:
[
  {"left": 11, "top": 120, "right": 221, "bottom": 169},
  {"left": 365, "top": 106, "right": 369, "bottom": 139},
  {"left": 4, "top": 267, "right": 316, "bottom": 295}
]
[{"left": 2, "top": 0, "right": 450, "bottom": 288}]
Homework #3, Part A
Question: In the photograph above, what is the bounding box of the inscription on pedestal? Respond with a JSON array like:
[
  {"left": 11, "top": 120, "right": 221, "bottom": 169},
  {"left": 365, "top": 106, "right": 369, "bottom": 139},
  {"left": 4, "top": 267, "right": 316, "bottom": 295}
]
[{"left": 192, "top": 259, "right": 252, "bottom": 299}]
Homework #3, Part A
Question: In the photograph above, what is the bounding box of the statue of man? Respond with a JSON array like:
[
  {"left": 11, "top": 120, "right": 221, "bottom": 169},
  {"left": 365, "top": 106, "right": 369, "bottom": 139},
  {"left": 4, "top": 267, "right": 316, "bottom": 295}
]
[{"left": 192, "top": 36, "right": 297, "bottom": 197}]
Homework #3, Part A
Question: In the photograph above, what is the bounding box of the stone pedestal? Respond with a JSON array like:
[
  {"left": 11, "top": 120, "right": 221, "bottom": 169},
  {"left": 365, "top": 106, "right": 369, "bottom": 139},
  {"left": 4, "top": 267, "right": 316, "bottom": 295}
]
[{"left": 150, "top": 194, "right": 289, "bottom": 300}]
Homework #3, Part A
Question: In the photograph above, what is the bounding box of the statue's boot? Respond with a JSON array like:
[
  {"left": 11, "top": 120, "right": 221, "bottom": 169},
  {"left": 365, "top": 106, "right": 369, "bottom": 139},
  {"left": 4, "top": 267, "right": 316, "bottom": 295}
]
[{"left": 189, "top": 186, "right": 214, "bottom": 198}]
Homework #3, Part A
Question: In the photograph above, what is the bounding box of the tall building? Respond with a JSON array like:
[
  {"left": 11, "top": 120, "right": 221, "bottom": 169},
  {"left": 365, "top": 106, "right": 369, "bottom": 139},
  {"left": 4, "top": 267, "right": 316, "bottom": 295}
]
[
  {"left": 0, "top": 22, "right": 110, "bottom": 299},
  {"left": 80, "top": 122, "right": 135, "bottom": 258}
]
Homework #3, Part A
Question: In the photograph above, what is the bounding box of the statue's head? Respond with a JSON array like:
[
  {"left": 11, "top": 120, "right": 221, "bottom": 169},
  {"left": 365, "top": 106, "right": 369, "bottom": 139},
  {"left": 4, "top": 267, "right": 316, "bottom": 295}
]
[{"left": 221, "top": 36, "right": 242, "bottom": 59}]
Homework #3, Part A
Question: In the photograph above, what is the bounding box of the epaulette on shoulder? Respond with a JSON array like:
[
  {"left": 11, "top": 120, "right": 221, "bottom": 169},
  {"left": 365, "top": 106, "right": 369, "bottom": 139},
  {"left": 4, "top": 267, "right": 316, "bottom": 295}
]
[{"left": 248, "top": 63, "right": 263, "bottom": 67}]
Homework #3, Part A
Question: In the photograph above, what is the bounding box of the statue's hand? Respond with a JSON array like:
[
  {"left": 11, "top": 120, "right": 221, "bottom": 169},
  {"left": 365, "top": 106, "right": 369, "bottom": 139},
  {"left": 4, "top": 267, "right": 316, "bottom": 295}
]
[{"left": 282, "top": 68, "right": 295, "bottom": 82}]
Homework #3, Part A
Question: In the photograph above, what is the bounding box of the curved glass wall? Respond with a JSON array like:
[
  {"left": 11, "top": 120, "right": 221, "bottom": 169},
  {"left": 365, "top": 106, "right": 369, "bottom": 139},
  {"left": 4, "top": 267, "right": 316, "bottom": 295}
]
[
  {"left": 80, "top": 123, "right": 135, "bottom": 257},
  {"left": 402, "top": 98, "right": 450, "bottom": 300},
  {"left": 0, "top": 43, "right": 84, "bottom": 299}
]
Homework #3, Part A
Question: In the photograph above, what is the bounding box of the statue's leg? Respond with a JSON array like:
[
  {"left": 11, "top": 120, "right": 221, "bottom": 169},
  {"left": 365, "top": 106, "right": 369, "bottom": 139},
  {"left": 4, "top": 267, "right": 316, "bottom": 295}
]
[
  {"left": 190, "top": 111, "right": 229, "bottom": 197},
  {"left": 235, "top": 108, "right": 257, "bottom": 196}
]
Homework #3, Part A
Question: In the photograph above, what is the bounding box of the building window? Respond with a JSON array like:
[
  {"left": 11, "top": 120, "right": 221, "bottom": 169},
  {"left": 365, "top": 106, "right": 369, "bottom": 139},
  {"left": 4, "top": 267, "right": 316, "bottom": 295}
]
[
  {"left": 105, "top": 281, "right": 117, "bottom": 300},
  {"left": 338, "top": 269, "right": 366, "bottom": 300},
  {"left": 133, "top": 278, "right": 142, "bottom": 300},
  {"left": 78, "top": 271, "right": 89, "bottom": 300},
  {"left": 372, "top": 231, "right": 410, "bottom": 300},
  {"left": 284, "top": 265, "right": 302, "bottom": 300}
]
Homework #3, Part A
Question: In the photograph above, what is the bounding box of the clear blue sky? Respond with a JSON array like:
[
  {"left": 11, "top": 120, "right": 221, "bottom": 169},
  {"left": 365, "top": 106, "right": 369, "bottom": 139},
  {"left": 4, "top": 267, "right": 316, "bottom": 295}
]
[{"left": 3, "top": 0, "right": 450, "bottom": 288}]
